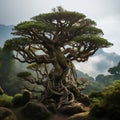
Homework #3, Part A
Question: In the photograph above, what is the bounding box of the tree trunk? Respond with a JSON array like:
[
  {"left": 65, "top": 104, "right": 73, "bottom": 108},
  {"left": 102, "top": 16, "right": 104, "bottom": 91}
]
[{"left": 41, "top": 48, "right": 75, "bottom": 108}]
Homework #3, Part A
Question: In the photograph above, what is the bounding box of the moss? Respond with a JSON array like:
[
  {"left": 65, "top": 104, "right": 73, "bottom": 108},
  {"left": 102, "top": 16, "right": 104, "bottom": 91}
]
[
  {"left": 12, "top": 91, "right": 31, "bottom": 108},
  {"left": 0, "top": 94, "right": 13, "bottom": 108}
]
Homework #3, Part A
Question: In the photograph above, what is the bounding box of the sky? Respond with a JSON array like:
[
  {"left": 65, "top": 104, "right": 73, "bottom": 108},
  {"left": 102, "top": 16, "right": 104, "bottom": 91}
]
[
  {"left": 0, "top": 0, "right": 120, "bottom": 54},
  {"left": 0, "top": 0, "right": 120, "bottom": 77}
]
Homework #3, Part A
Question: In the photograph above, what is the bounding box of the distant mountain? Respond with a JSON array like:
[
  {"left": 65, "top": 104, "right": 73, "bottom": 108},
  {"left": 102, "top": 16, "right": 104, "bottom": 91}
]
[
  {"left": 76, "top": 69, "right": 94, "bottom": 80},
  {"left": 0, "top": 24, "right": 13, "bottom": 47}
]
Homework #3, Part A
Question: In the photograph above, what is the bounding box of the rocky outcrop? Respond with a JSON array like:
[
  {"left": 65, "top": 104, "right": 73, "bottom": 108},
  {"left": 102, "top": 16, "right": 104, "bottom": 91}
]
[
  {"left": 76, "top": 93, "right": 90, "bottom": 106},
  {"left": 58, "top": 103, "right": 86, "bottom": 116},
  {"left": 68, "top": 112, "right": 89, "bottom": 120},
  {"left": 0, "top": 107, "right": 16, "bottom": 120},
  {"left": 21, "top": 100, "right": 50, "bottom": 120}
]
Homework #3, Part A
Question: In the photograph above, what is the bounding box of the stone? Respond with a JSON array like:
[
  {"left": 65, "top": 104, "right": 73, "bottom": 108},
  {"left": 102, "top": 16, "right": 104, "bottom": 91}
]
[
  {"left": 58, "top": 103, "right": 86, "bottom": 116},
  {"left": 76, "top": 93, "right": 90, "bottom": 106},
  {"left": 0, "top": 107, "right": 16, "bottom": 120},
  {"left": 22, "top": 101, "right": 50, "bottom": 120},
  {"left": 68, "top": 112, "right": 89, "bottom": 120}
]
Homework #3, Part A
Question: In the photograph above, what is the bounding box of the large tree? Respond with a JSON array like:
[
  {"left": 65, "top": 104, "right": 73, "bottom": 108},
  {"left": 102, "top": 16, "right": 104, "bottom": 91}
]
[{"left": 4, "top": 7, "right": 112, "bottom": 108}]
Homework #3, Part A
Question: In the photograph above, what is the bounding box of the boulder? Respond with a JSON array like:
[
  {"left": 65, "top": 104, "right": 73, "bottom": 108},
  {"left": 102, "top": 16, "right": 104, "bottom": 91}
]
[
  {"left": 68, "top": 112, "right": 89, "bottom": 120},
  {"left": 22, "top": 101, "right": 50, "bottom": 120},
  {"left": 76, "top": 93, "right": 90, "bottom": 106},
  {"left": 0, "top": 107, "right": 16, "bottom": 120},
  {"left": 58, "top": 103, "right": 86, "bottom": 116}
]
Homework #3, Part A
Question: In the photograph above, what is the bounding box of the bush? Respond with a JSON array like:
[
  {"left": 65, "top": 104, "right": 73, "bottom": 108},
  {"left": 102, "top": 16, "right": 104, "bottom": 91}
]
[
  {"left": 106, "top": 104, "right": 120, "bottom": 120},
  {"left": 90, "top": 104, "right": 106, "bottom": 118},
  {"left": 104, "top": 80, "right": 120, "bottom": 105},
  {"left": 90, "top": 81, "right": 120, "bottom": 120},
  {"left": 22, "top": 89, "right": 32, "bottom": 104},
  {"left": 0, "top": 94, "right": 13, "bottom": 108},
  {"left": 12, "top": 90, "right": 31, "bottom": 108},
  {"left": 89, "top": 91, "right": 104, "bottom": 107},
  {"left": 12, "top": 93, "right": 23, "bottom": 107},
  {"left": 89, "top": 91, "right": 104, "bottom": 99}
]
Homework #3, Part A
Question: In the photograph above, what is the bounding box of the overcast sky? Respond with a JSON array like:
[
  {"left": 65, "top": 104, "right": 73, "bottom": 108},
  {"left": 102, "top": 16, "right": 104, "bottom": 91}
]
[{"left": 0, "top": 0, "right": 120, "bottom": 55}]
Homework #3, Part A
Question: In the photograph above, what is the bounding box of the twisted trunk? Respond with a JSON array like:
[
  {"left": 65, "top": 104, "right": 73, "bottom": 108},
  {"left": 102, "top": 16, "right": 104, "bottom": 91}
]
[{"left": 40, "top": 47, "right": 75, "bottom": 108}]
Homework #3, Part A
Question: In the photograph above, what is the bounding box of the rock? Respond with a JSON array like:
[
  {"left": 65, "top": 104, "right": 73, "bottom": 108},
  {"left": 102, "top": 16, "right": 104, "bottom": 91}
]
[
  {"left": 68, "top": 112, "right": 89, "bottom": 120},
  {"left": 0, "top": 107, "right": 16, "bottom": 120},
  {"left": 76, "top": 93, "right": 90, "bottom": 106},
  {"left": 49, "top": 114, "right": 68, "bottom": 120},
  {"left": 22, "top": 101, "right": 50, "bottom": 120},
  {"left": 58, "top": 103, "right": 86, "bottom": 116},
  {"left": 48, "top": 102, "right": 57, "bottom": 113}
]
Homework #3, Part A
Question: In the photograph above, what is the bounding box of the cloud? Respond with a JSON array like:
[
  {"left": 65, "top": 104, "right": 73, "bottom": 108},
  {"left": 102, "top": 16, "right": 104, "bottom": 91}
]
[
  {"left": 74, "top": 49, "right": 120, "bottom": 78},
  {"left": 74, "top": 55, "right": 104, "bottom": 78}
]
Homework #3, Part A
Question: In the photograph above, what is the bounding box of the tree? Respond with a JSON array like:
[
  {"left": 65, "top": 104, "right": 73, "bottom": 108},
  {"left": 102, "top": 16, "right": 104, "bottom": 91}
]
[
  {"left": 4, "top": 7, "right": 112, "bottom": 108},
  {"left": 0, "top": 48, "right": 14, "bottom": 84},
  {"left": 108, "top": 62, "right": 120, "bottom": 80},
  {"left": 0, "top": 47, "right": 19, "bottom": 95},
  {"left": 96, "top": 74, "right": 113, "bottom": 86}
]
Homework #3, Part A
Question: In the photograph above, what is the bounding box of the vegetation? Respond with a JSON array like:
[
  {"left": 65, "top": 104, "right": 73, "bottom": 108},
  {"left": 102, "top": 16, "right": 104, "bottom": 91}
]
[
  {"left": 108, "top": 62, "right": 120, "bottom": 80},
  {"left": 90, "top": 80, "right": 120, "bottom": 120},
  {"left": 3, "top": 6, "right": 112, "bottom": 109},
  {"left": 0, "top": 90, "right": 31, "bottom": 108},
  {"left": 12, "top": 90, "right": 31, "bottom": 107},
  {"left": 0, "top": 47, "right": 21, "bottom": 95},
  {"left": 0, "top": 94, "right": 13, "bottom": 108},
  {"left": 95, "top": 61, "right": 120, "bottom": 88}
]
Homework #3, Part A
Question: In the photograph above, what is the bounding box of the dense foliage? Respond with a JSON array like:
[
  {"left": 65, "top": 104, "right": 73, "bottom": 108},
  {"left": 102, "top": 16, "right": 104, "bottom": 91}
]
[{"left": 90, "top": 80, "right": 120, "bottom": 120}]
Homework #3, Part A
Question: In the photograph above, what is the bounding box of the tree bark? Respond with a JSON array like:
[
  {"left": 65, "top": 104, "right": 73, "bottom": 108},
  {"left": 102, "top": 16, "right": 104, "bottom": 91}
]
[{"left": 41, "top": 47, "right": 75, "bottom": 108}]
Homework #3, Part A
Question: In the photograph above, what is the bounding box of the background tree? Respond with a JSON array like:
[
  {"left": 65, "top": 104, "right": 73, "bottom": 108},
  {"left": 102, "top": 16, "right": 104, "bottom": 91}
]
[
  {"left": 4, "top": 7, "right": 112, "bottom": 108},
  {"left": 0, "top": 48, "right": 20, "bottom": 95},
  {"left": 0, "top": 48, "right": 13, "bottom": 85},
  {"left": 108, "top": 62, "right": 120, "bottom": 80}
]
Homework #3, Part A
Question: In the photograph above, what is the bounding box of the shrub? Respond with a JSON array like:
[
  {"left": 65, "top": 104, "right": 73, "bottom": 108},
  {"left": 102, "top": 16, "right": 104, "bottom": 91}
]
[
  {"left": 104, "top": 80, "right": 120, "bottom": 105},
  {"left": 12, "top": 93, "right": 23, "bottom": 107},
  {"left": 89, "top": 91, "right": 104, "bottom": 107},
  {"left": 89, "top": 91, "right": 104, "bottom": 99},
  {"left": 12, "top": 91, "right": 31, "bottom": 108},
  {"left": 0, "top": 94, "right": 13, "bottom": 108},
  {"left": 22, "top": 89, "right": 32, "bottom": 104},
  {"left": 90, "top": 103, "right": 106, "bottom": 118},
  {"left": 90, "top": 81, "right": 120, "bottom": 120}
]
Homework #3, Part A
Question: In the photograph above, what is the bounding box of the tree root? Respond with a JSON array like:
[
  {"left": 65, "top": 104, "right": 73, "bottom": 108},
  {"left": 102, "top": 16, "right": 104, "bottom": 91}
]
[{"left": 40, "top": 79, "right": 75, "bottom": 109}]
